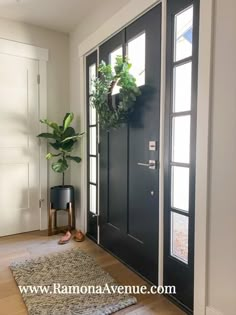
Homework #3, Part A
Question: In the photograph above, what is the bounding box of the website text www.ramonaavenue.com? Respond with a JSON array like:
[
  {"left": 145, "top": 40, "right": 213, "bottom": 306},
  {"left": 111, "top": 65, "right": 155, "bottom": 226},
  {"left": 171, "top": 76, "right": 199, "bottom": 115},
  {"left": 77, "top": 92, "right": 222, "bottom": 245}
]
[{"left": 19, "top": 283, "right": 176, "bottom": 295}]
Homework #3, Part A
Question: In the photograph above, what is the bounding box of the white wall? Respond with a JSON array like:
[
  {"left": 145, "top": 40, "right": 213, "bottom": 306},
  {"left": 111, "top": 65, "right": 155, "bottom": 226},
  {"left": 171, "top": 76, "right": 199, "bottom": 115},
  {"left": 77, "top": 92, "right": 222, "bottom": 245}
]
[
  {"left": 207, "top": 0, "right": 236, "bottom": 314},
  {"left": 0, "top": 17, "right": 70, "bottom": 191},
  {"left": 69, "top": 0, "right": 131, "bottom": 230}
]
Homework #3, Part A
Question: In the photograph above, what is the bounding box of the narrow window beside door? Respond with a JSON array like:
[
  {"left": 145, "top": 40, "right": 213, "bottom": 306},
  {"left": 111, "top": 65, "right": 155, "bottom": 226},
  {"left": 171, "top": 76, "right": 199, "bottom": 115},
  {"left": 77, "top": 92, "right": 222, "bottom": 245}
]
[
  {"left": 164, "top": 0, "right": 199, "bottom": 311},
  {"left": 88, "top": 63, "right": 97, "bottom": 215},
  {"left": 86, "top": 51, "right": 98, "bottom": 241},
  {"left": 170, "top": 5, "right": 193, "bottom": 264}
]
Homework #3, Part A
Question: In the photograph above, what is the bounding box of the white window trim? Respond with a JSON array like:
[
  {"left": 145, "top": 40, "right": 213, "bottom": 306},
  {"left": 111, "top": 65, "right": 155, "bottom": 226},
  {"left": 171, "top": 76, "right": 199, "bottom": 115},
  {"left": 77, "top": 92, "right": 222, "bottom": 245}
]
[
  {"left": 78, "top": 0, "right": 213, "bottom": 314},
  {"left": 0, "top": 38, "right": 49, "bottom": 231}
]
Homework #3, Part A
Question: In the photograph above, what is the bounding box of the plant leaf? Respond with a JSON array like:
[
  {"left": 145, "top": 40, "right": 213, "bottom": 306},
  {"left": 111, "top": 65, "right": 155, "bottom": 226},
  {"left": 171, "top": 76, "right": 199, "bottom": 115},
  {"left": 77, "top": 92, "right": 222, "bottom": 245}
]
[
  {"left": 62, "top": 127, "right": 76, "bottom": 140},
  {"left": 63, "top": 113, "right": 74, "bottom": 132},
  {"left": 52, "top": 159, "right": 68, "bottom": 173},
  {"left": 66, "top": 156, "right": 82, "bottom": 163},
  {"left": 40, "top": 119, "right": 60, "bottom": 133},
  {"left": 46, "top": 152, "right": 62, "bottom": 160},
  {"left": 49, "top": 142, "right": 61, "bottom": 150},
  {"left": 37, "top": 133, "right": 59, "bottom": 140},
  {"left": 61, "top": 140, "right": 75, "bottom": 152},
  {"left": 61, "top": 132, "right": 84, "bottom": 143}
]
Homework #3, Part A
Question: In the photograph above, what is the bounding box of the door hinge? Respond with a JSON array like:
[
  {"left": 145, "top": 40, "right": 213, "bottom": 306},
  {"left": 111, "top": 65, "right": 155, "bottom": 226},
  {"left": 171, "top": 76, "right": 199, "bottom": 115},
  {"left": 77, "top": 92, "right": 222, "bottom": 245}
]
[
  {"left": 39, "top": 198, "right": 44, "bottom": 208},
  {"left": 98, "top": 142, "right": 101, "bottom": 154},
  {"left": 37, "top": 74, "right": 40, "bottom": 85}
]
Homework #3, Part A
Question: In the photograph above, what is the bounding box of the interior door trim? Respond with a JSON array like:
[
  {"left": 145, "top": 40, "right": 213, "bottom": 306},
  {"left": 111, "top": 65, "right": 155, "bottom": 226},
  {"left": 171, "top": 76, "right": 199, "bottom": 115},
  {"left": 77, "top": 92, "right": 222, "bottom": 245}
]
[{"left": 0, "top": 38, "right": 48, "bottom": 61}]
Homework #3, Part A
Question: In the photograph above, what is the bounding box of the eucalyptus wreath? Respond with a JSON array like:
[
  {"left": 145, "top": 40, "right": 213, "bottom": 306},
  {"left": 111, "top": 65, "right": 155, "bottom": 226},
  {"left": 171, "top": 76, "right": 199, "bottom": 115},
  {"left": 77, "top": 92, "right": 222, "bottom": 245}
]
[{"left": 90, "top": 56, "right": 141, "bottom": 130}]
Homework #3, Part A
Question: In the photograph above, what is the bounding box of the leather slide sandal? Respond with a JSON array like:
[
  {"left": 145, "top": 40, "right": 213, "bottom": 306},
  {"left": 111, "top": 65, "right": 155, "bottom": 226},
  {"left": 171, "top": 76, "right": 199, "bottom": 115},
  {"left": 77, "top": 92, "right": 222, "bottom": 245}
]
[
  {"left": 58, "top": 231, "right": 72, "bottom": 245},
  {"left": 73, "top": 230, "right": 85, "bottom": 242}
]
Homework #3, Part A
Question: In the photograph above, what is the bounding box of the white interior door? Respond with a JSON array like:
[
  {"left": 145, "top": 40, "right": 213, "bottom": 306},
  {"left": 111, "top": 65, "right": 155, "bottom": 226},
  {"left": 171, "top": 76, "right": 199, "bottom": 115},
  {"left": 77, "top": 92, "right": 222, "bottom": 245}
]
[{"left": 0, "top": 54, "right": 40, "bottom": 236}]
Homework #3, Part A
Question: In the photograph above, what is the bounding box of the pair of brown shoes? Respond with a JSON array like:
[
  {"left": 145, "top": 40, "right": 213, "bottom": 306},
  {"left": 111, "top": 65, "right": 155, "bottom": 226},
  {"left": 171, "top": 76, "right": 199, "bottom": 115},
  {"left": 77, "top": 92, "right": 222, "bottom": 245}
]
[{"left": 58, "top": 230, "right": 84, "bottom": 245}]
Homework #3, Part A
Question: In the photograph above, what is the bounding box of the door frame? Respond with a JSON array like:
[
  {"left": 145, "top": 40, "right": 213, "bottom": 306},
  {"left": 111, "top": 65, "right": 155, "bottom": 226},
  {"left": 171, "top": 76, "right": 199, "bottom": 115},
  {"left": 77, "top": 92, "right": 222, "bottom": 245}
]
[
  {"left": 0, "top": 38, "right": 49, "bottom": 231},
  {"left": 78, "top": 0, "right": 213, "bottom": 314}
]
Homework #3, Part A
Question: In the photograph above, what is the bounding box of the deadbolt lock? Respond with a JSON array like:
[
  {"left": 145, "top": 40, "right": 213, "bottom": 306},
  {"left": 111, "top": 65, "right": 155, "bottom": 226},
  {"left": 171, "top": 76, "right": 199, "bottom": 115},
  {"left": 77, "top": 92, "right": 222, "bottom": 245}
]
[{"left": 149, "top": 141, "right": 157, "bottom": 151}]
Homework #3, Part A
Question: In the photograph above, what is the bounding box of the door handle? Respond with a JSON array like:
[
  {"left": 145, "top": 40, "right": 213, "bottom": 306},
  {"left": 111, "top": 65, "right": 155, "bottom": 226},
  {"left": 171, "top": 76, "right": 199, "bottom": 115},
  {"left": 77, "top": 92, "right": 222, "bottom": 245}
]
[
  {"left": 137, "top": 160, "right": 157, "bottom": 170},
  {"left": 137, "top": 162, "right": 149, "bottom": 167}
]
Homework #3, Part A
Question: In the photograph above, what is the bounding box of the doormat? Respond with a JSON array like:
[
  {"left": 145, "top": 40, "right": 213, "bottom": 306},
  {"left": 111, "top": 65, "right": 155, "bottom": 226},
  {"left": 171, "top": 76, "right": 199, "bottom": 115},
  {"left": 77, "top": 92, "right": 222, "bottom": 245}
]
[{"left": 10, "top": 248, "right": 137, "bottom": 315}]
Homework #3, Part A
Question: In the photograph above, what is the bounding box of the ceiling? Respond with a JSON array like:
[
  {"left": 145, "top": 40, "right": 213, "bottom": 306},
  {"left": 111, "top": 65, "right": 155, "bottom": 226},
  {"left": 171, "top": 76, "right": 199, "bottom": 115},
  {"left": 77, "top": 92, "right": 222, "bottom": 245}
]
[{"left": 0, "top": 0, "right": 128, "bottom": 33}]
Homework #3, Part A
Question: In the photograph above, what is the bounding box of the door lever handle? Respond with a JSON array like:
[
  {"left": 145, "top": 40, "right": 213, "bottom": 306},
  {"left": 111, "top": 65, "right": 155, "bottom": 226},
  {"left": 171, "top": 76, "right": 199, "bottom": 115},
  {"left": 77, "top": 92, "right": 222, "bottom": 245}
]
[
  {"left": 137, "top": 162, "right": 150, "bottom": 167},
  {"left": 137, "top": 160, "right": 157, "bottom": 170}
]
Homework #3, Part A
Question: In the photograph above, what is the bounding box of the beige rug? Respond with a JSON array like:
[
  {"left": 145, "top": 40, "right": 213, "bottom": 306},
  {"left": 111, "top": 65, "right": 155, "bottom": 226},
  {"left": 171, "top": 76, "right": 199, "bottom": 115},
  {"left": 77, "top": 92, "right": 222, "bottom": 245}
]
[{"left": 10, "top": 248, "right": 137, "bottom": 315}]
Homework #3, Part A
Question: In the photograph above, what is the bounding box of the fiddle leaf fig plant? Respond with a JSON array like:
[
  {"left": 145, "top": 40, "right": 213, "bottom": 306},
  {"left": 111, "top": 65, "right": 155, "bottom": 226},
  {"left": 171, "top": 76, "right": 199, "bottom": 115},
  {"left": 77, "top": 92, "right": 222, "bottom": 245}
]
[{"left": 37, "top": 113, "right": 84, "bottom": 185}]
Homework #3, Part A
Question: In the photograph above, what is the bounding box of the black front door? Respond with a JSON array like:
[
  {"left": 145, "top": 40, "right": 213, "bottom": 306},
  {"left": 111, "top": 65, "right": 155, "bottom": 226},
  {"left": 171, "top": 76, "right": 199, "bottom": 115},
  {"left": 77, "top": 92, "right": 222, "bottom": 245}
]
[{"left": 99, "top": 4, "right": 162, "bottom": 284}]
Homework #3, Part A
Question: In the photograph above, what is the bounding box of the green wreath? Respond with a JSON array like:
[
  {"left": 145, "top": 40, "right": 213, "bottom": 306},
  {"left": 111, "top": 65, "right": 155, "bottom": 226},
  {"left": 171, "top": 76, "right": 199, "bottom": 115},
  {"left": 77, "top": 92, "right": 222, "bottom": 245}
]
[{"left": 90, "top": 56, "right": 141, "bottom": 130}]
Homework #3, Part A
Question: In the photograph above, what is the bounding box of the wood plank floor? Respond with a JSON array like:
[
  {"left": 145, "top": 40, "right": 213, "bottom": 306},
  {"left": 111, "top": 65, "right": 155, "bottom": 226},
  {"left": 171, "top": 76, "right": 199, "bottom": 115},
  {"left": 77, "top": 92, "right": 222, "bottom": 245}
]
[{"left": 0, "top": 231, "right": 185, "bottom": 315}]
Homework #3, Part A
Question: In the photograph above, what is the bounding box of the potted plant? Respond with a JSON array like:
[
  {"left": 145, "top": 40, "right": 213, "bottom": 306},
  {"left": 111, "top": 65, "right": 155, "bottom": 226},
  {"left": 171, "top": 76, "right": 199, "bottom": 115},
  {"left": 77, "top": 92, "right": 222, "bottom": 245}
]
[{"left": 37, "top": 112, "right": 83, "bottom": 235}]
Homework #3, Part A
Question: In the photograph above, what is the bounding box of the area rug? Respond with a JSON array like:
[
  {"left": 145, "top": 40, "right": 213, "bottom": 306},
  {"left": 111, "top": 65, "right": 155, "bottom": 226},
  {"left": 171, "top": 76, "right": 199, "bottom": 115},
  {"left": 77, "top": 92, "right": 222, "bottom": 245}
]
[{"left": 10, "top": 248, "right": 137, "bottom": 315}]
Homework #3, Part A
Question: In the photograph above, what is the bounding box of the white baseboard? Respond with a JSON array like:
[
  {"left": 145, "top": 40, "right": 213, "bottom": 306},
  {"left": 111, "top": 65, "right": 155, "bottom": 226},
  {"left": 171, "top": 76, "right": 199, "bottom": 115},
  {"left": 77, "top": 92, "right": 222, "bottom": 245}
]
[{"left": 206, "top": 306, "right": 224, "bottom": 315}]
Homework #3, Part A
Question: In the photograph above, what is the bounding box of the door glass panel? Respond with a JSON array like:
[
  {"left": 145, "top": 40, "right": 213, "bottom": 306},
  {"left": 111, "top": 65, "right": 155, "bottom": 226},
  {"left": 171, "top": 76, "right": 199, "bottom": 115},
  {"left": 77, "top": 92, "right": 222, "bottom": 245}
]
[
  {"left": 171, "top": 212, "right": 189, "bottom": 263},
  {"left": 173, "top": 62, "right": 192, "bottom": 112},
  {"left": 174, "top": 6, "right": 193, "bottom": 62},
  {"left": 89, "top": 97, "right": 96, "bottom": 125},
  {"left": 109, "top": 46, "right": 123, "bottom": 95},
  {"left": 172, "top": 115, "right": 191, "bottom": 163},
  {"left": 127, "top": 32, "right": 146, "bottom": 87},
  {"left": 89, "top": 157, "right": 97, "bottom": 184},
  {"left": 89, "top": 184, "right": 97, "bottom": 214},
  {"left": 171, "top": 166, "right": 189, "bottom": 212},
  {"left": 89, "top": 126, "right": 97, "bottom": 155},
  {"left": 89, "top": 63, "right": 96, "bottom": 94}
]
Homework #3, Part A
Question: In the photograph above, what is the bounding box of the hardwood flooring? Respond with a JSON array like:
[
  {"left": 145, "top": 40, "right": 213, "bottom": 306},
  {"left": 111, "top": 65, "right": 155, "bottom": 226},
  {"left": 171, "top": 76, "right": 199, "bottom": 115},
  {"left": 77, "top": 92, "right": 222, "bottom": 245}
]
[{"left": 0, "top": 231, "right": 185, "bottom": 315}]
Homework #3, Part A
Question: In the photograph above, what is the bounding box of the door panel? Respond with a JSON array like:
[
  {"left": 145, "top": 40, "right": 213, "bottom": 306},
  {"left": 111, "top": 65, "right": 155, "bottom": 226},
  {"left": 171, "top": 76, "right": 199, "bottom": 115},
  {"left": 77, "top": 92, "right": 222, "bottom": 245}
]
[
  {"left": 100, "top": 5, "right": 161, "bottom": 284},
  {"left": 0, "top": 54, "right": 40, "bottom": 236},
  {"left": 109, "top": 127, "right": 128, "bottom": 232}
]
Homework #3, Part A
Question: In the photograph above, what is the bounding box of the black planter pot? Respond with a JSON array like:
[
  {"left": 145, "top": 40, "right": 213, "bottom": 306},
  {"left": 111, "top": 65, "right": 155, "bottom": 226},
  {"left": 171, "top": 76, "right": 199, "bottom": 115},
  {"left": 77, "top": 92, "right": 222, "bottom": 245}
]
[{"left": 50, "top": 185, "right": 74, "bottom": 210}]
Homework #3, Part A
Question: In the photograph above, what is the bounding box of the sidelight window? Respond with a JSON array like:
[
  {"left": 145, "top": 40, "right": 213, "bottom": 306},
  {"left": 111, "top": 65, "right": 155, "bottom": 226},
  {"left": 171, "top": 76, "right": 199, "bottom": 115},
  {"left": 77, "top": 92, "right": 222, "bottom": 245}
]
[
  {"left": 88, "top": 62, "right": 98, "bottom": 214},
  {"left": 171, "top": 166, "right": 190, "bottom": 212},
  {"left": 172, "top": 115, "right": 191, "bottom": 163},
  {"left": 89, "top": 64, "right": 96, "bottom": 125},
  {"left": 174, "top": 6, "right": 193, "bottom": 62},
  {"left": 169, "top": 5, "right": 194, "bottom": 264},
  {"left": 171, "top": 212, "right": 189, "bottom": 263},
  {"left": 89, "top": 157, "right": 97, "bottom": 184},
  {"left": 173, "top": 62, "right": 192, "bottom": 112}
]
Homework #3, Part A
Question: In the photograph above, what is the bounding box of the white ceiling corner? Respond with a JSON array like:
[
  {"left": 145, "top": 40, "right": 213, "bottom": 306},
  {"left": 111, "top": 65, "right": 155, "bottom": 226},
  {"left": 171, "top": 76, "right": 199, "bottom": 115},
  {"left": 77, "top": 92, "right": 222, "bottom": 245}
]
[{"left": 0, "top": 0, "right": 130, "bottom": 33}]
